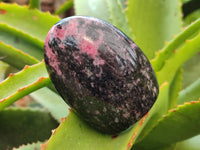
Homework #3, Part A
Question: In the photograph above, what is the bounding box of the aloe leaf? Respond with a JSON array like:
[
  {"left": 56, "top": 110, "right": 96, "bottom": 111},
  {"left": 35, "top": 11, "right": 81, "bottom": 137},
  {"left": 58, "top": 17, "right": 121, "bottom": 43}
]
[
  {"left": 0, "top": 62, "right": 50, "bottom": 110},
  {"left": 0, "top": 42, "right": 39, "bottom": 69},
  {"left": 54, "top": 0, "right": 73, "bottom": 15},
  {"left": 168, "top": 68, "right": 183, "bottom": 109},
  {"left": 126, "top": 0, "right": 182, "bottom": 59},
  {"left": 74, "top": 0, "right": 110, "bottom": 23},
  {"left": 30, "top": 87, "right": 69, "bottom": 122},
  {"left": 40, "top": 83, "right": 168, "bottom": 150},
  {"left": 156, "top": 31, "right": 200, "bottom": 85},
  {"left": 118, "top": 0, "right": 127, "bottom": 10},
  {"left": 133, "top": 100, "right": 200, "bottom": 150},
  {"left": 155, "top": 145, "right": 176, "bottom": 150},
  {"left": 29, "top": 0, "right": 40, "bottom": 10},
  {"left": 0, "top": 61, "right": 9, "bottom": 81},
  {"left": 182, "top": 53, "right": 200, "bottom": 89},
  {"left": 175, "top": 134, "right": 200, "bottom": 150},
  {"left": 181, "top": 0, "right": 192, "bottom": 3},
  {"left": 184, "top": 9, "right": 200, "bottom": 25},
  {"left": 151, "top": 18, "right": 200, "bottom": 72},
  {"left": 13, "top": 142, "right": 43, "bottom": 150},
  {"left": 0, "top": 107, "right": 58, "bottom": 150},
  {"left": 0, "top": 3, "right": 60, "bottom": 41},
  {"left": 105, "top": 0, "right": 133, "bottom": 39},
  {"left": 178, "top": 78, "right": 200, "bottom": 105},
  {"left": 42, "top": 110, "right": 137, "bottom": 150},
  {"left": 0, "top": 23, "right": 43, "bottom": 61}
]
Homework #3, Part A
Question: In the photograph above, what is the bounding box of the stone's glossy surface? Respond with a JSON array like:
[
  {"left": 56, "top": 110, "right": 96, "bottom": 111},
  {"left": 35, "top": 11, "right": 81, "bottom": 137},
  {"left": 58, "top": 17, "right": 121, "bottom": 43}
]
[{"left": 44, "top": 16, "right": 159, "bottom": 134}]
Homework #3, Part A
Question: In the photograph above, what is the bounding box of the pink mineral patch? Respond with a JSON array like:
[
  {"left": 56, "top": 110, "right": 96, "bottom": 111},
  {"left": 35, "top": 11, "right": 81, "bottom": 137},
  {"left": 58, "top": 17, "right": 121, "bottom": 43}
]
[
  {"left": 53, "top": 18, "right": 79, "bottom": 42},
  {"left": 79, "top": 38, "right": 98, "bottom": 59},
  {"left": 78, "top": 29, "right": 105, "bottom": 67}
]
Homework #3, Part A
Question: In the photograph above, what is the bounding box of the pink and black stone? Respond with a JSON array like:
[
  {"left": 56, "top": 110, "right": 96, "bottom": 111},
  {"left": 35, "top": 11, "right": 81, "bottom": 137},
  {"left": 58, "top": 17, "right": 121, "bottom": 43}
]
[{"left": 44, "top": 16, "right": 159, "bottom": 135}]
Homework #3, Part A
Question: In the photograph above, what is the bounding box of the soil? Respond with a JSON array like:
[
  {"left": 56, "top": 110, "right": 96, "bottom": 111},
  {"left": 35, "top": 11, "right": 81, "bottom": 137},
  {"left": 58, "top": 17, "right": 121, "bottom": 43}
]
[{"left": 2, "top": 0, "right": 74, "bottom": 18}]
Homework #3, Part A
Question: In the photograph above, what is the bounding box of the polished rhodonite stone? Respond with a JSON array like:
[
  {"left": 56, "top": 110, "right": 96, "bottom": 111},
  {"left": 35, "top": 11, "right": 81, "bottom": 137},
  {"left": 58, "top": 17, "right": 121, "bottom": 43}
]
[{"left": 44, "top": 16, "right": 159, "bottom": 134}]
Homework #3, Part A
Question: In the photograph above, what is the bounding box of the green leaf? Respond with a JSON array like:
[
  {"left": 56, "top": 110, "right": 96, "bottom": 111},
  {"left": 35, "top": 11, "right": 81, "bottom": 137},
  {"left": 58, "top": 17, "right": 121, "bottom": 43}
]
[
  {"left": 74, "top": 0, "right": 110, "bottom": 23},
  {"left": 181, "top": 0, "right": 191, "bottom": 3},
  {"left": 0, "top": 62, "right": 50, "bottom": 110},
  {"left": 105, "top": 0, "right": 133, "bottom": 39},
  {"left": 168, "top": 68, "right": 183, "bottom": 109},
  {"left": 182, "top": 53, "right": 200, "bottom": 89},
  {"left": 117, "top": 0, "right": 127, "bottom": 10},
  {"left": 156, "top": 145, "right": 176, "bottom": 150},
  {"left": 0, "top": 107, "right": 58, "bottom": 150},
  {"left": 13, "top": 142, "right": 43, "bottom": 150},
  {"left": 133, "top": 100, "right": 200, "bottom": 150},
  {"left": 0, "top": 42, "right": 39, "bottom": 70},
  {"left": 156, "top": 31, "right": 200, "bottom": 85},
  {"left": 29, "top": 0, "right": 41, "bottom": 10},
  {"left": 40, "top": 83, "right": 168, "bottom": 150},
  {"left": 126, "top": 0, "right": 182, "bottom": 59},
  {"left": 184, "top": 9, "right": 200, "bottom": 25},
  {"left": 0, "top": 3, "right": 60, "bottom": 41},
  {"left": 0, "top": 23, "right": 43, "bottom": 61},
  {"left": 54, "top": 0, "right": 73, "bottom": 15},
  {"left": 151, "top": 18, "right": 200, "bottom": 72},
  {"left": 42, "top": 111, "right": 137, "bottom": 150},
  {"left": 30, "top": 87, "right": 69, "bottom": 122},
  {"left": 178, "top": 78, "right": 200, "bottom": 105},
  {"left": 175, "top": 134, "right": 200, "bottom": 150},
  {"left": 0, "top": 61, "right": 9, "bottom": 81}
]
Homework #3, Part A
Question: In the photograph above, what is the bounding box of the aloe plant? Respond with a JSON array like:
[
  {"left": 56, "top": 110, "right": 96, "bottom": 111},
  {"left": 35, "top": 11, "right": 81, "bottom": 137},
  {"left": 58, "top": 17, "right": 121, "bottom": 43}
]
[{"left": 0, "top": 0, "right": 200, "bottom": 149}]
